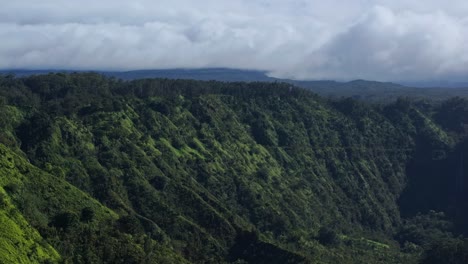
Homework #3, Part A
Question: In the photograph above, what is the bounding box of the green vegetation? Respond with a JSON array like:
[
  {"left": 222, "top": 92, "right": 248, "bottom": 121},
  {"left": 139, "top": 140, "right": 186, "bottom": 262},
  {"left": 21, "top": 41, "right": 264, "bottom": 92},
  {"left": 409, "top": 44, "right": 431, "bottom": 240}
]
[
  {"left": 1, "top": 73, "right": 468, "bottom": 263},
  {"left": 0, "top": 187, "right": 59, "bottom": 264}
]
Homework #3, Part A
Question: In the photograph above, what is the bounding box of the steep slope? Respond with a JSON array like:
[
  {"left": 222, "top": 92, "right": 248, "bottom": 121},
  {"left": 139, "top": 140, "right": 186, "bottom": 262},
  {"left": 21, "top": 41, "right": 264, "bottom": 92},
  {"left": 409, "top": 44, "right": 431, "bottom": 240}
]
[
  {"left": 0, "top": 140, "right": 187, "bottom": 263},
  {"left": 0, "top": 73, "right": 467, "bottom": 263},
  {"left": 0, "top": 183, "right": 59, "bottom": 263}
]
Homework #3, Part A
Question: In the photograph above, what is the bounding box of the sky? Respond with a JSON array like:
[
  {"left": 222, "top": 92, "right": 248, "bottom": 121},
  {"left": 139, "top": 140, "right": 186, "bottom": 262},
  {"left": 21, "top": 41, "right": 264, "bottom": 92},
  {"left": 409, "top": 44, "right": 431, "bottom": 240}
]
[{"left": 1, "top": 0, "right": 468, "bottom": 81}]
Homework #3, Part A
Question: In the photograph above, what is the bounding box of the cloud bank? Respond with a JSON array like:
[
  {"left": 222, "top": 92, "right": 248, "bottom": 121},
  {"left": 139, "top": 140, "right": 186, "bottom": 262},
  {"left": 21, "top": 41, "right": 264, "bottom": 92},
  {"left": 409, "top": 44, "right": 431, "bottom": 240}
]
[{"left": 1, "top": 0, "right": 468, "bottom": 81}]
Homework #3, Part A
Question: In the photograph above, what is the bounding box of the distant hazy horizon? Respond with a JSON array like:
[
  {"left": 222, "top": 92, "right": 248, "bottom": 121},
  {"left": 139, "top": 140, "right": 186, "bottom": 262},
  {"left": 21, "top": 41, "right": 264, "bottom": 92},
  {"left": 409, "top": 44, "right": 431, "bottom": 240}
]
[
  {"left": 2, "top": 67, "right": 468, "bottom": 88},
  {"left": 2, "top": 1, "right": 468, "bottom": 82}
]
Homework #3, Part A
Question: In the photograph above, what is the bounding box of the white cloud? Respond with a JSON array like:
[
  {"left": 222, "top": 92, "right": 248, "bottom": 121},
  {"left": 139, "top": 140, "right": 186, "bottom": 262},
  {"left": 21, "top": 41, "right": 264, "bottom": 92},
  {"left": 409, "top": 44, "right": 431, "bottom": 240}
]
[{"left": 1, "top": 0, "right": 468, "bottom": 81}]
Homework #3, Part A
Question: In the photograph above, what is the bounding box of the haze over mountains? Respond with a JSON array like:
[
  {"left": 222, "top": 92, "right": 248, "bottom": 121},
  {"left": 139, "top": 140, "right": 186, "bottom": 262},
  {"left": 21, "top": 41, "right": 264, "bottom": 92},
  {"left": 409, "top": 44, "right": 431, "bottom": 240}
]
[
  {"left": 3, "top": 68, "right": 468, "bottom": 101},
  {"left": 3, "top": 1, "right": 468, "bottom": 82},
  {"left": 4, "top": 68, "right": 468, "bottom": 87}
]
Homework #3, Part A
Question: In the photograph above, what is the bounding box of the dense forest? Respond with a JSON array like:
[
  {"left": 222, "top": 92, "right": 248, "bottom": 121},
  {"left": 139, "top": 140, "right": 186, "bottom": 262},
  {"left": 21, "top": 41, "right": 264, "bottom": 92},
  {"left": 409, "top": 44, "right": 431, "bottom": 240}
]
[{"left": 1, "top": 73, "right": 468, "bottom": 263}]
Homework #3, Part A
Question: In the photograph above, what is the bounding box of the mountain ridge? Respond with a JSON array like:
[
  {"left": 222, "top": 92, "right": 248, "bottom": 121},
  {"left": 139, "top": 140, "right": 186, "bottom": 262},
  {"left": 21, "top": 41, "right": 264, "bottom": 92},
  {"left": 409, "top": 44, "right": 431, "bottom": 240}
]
[{"left": 1, "top": 73, "right": 468, "bottom": 263}]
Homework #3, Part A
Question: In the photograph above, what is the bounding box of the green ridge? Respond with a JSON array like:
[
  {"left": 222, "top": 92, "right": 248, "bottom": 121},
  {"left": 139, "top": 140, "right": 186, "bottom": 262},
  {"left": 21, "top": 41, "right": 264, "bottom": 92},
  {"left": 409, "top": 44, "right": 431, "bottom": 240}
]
[{"left": 1, "top": 73, "right": 468, "bottom": 263}]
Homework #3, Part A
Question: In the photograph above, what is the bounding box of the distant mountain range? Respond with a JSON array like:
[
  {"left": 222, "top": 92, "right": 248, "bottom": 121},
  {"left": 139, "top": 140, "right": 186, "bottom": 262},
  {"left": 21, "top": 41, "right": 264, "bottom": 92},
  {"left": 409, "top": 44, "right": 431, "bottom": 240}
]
[
  {"left": 0, "top": 68, "right": 273, "bottom": 82},
  {"left": 2, "top": 68, "right": 468, "bottom": 101}
]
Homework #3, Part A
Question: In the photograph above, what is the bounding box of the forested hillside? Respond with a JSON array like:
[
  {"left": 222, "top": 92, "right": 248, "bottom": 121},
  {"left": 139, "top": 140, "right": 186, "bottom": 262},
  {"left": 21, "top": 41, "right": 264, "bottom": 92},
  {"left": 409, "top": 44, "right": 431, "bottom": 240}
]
[{"left": 1, "top": 73, "right": 468, "bottom": 263}]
